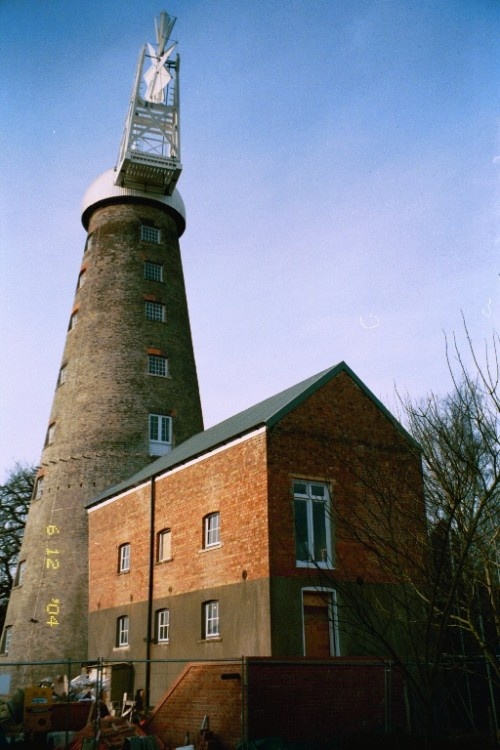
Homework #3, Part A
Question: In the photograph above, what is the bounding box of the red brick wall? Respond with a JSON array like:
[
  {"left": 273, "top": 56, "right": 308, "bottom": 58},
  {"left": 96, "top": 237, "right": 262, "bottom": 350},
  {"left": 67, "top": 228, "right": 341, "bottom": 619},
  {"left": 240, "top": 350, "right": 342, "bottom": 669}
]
[
  {"left": 246, "top": 658, "right": 406, "bottom": 744},
  {"left": 146, "top": 662, "right": 243, "bottom": 750},
  {"left": 145, "top": 658, "right": 406, "bottom": 749},
  {"left": 266, "top": 371, "right": 425, "bottom": 583}
]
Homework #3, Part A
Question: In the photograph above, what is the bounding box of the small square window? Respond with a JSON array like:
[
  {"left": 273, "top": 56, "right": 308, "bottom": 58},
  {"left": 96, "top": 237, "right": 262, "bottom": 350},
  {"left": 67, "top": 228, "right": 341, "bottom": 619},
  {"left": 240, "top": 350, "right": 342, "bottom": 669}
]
[
  {"left": 156, "top": 608, "right": 170, "bottom": 643},
  {"left": 140, "top": 225, "right": 161, "bottom": 244},
  {"left": 203, "top": 600, "right": 219, "bottom": 639},
  {"left": 1, "top": 627, "right": 12, "bottom": 655},
  {"left": 204, "top": 513, "right": 220, "bottom": 548},
  {"left": 118, "top": 543, "right": 130, "bottom": 573},
  {"left": 148, "top": 355, "right": 168, "bottom": 377},
  {"left": 145, "top": 301, "right": 166, "bottom": 322},
  {"left": 116, "top": 616, "right": 129, "bottom": 647},
  {"left": 157, "top": 529, "right": 171, "bottom": 563},
  {"left": 144, "top": 261, "right": 164, "bottom": 282}
]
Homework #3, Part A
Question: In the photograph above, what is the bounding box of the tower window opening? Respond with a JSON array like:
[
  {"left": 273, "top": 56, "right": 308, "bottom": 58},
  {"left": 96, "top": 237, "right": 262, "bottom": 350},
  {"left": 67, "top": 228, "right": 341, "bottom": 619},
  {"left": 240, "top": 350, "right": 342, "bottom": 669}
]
[
  {"left": 149, "top": 414, "right": 172, "bottom": 456},
  {"left": 58, "top": 365, "right": 67, "bottom": 386},
  {"left": 77, "top": 270, "right": 86, "bottom": 290},
  {"left": 1, "top": 626, "right": 12, "bottom": 655},
  {"left": 145, "top": 301, "right": 166, "bottom": 322},
  {"left": 140, "top": 225, "right": 161, "bottom": 244},
  {"left": 85, "top": 233, "right": 94, "bottom": 253},
  {"left": 148, "top": 355, "right": 168, "bottom": 377},
  {"left": 144, "top": 261, "right": 164, "bottom": 282},
  {"left": 46, "top": 423, "right": 56, "bottom": 446},
  {"left": 14, "top": 560, "right": 26, "bottom": 587},
  {"left": 35, "top": 476, "right": 44, "bottom": 500},
  {"left": 69, "top": 311, "right": 78, "bottom": 330}
]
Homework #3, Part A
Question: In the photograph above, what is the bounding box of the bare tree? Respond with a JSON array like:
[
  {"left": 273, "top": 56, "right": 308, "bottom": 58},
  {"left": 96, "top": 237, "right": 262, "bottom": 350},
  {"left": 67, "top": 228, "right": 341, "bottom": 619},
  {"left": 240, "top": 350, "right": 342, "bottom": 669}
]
[
  {"left": 299, "top": 325, "right": 499, "bottom": 737},
  {"left": 0, "top": 463, "right": 35, "bottom": 632}
]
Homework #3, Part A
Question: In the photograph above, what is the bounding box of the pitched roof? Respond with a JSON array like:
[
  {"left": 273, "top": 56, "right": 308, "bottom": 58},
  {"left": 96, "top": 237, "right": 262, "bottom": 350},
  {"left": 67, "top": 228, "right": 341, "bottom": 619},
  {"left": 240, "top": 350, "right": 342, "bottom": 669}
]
[{"left": 86, "top": 361, "right": 418, "bottom": 508}]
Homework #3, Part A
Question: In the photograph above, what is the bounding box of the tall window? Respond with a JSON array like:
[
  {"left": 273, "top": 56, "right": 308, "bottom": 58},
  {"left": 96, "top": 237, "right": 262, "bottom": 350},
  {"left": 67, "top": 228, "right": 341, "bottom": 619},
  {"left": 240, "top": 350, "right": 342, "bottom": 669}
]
[
  {"left": 293, "top": 480, "right": 333, "bottom": 568},
  {"left": 149, "top": 414, "right": 172, "bottom": 456},
  {"left": 35, "top": 476, "right": 44, "bottom": 500},
  {"left": 144, "top": 261, "right": 164, "bottom": 282},
  {"left": 69, "top": 311, "right": 78, "bottom": 330},
  {"left": 203, "top": 513, "right": 220, "bottom": 548},
  {"left": 1, "top": 627, "right": 12, "bottom": 655},
  {"left": 116, "top": 616, "right": 129, "bottom": 647},
  {"left": 47, "top": 423, "right": 56, "bottom": 445},
  {"left": 58, "top": 365, "right": 67, "bottom": 386},
  {"left": 14, "top": 560, "right": 26, "bottom": 587},
  {"left": 157, "top": 529, "right": 172, "bottom": 562},
  {"left": 77, "top": 270, "right": 86, "bottom": 290},
  {"left": 118, "top": 543, "right": 130, "bottom": 573},
  {"left": 148, "top": 355, "right": 168, "bottom": 377},
  {"left": 145, "top": 301, "right": 166, "bottom": 322},
  {"left": 156, "top": 609, "right": 170, "bottom": 643},
  {"left": 203, "top": 600, "right": 219, "bottom": 639},
  {"left": 140, "top": 225, "right": 161, "bottom": 244}
]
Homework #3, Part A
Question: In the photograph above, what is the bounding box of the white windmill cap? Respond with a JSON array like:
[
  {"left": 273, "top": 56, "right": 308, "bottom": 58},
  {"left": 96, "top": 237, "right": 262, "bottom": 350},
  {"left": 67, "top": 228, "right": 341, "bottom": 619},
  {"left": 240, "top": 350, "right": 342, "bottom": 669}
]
[{"left": 81, "top": 168, "right": 186, "bottom": 235}]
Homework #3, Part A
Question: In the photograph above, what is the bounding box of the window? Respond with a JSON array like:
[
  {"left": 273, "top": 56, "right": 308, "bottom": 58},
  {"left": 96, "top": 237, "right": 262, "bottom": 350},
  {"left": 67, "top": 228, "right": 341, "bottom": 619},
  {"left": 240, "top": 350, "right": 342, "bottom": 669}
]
[
  {"left": 118, "top": 543, "right": 130, "bottom": 573},
  {"left": 144, "top": 261, "right": 164, "bottom": 282},
  {"left": 1, "top": 627, "right": 12, "bottom": 655},
  {"left": 156, "top": 609, "right": 170, "bottom": 643},
  {"left": 35, "top": 476, "right": 44, "bottom": 500},
  {"left": 14, "top": 561, "right": 26, "bottom": 587},
  {"left": 58, "top": 365, "right": 67, "bottom": 386},
  {"left": 203, "top": 600, "right": 219, "bottom": 639},
  {"left": 69, "top": 311, "right": 78, "bottom": 330},
  {"left": 157, "top": 529, "right": 171, "bottom": 562},
  {"left": 47, "top": 423, "right": 55, "bottom": 445},
  {"left": 145, "top": 301, "right": 166, "bottom": 322},
  {"left": 140, "top": 225, "right": 161, "bottom": 244},
  {"left": 77, "top": 270, "right": 86, "bottom": 290},
  {"left": 116, "top": 616, "right": 129, "bottom": 647},
  {"left": 85, "top": 233, "right": 94, "bottom": 253},
  {"left": 149, "top": 414, "right": 172, "bottom": 456},
  {"left": 148, "top": 355, "right": 168, "bottom": 377},
  {"left": 203, "top": 513, "right": 220, "bottom": 548},
  {"left": 293, "top": 480, "right": 333, "bottom": 568}
]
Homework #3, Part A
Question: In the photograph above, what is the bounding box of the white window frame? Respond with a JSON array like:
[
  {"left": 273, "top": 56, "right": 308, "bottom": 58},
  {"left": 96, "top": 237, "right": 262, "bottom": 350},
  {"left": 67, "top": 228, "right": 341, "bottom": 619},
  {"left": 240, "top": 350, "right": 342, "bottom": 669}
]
[
  {"left": 144, "top": 261, "right": 164, "bottom": 282},
  {"left": 145, "top": 301, "right": 166, "bottom": 322},
  {"left": 118, "top": 543, "right": 130, "bottom": 573},
  {"left": 140, "top": 225, "right": 161, "bottom": 244},
  {"left": 1, "top": 626, "right": 12, "bottom": 655},
  {"left": 301, "top": 587, "right": 340, "bottom": 657},
  {"left": 157, "top": 529, "right": 172, "bottom": 562},
  {"left": 157, "top": 608, "right": 170, "bottom": 643},
  {"left": 293, "top": 480, "right": 333, "bottom": 568},
  {"left": 203, "top": 600, "right": 219, "bottom": 639},
  {"left": 116, "top": 616, "right": 129, "bottom": 647},
  {"left": 204, "top": 513, "right": 220, "bottom": 548},
  {"left": 149, "top": 414, "right": 172, "bottom": 456},
  {"left": 148, "top": 355, "right": 168, "bottom": 377}
]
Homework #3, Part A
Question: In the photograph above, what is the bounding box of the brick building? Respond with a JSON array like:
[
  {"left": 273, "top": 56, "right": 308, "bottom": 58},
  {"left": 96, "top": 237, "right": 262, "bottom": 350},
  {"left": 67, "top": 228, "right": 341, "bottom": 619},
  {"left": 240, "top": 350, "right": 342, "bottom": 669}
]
[{"left": 86, "top": 361, "right": 425, "bottom": 705}]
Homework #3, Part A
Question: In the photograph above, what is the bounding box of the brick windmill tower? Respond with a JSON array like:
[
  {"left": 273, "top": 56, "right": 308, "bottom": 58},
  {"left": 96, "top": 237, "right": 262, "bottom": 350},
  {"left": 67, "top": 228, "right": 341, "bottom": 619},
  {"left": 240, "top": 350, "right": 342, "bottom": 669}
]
[{"left": 2, "top": 11, "right": 203, "bottom": 679}]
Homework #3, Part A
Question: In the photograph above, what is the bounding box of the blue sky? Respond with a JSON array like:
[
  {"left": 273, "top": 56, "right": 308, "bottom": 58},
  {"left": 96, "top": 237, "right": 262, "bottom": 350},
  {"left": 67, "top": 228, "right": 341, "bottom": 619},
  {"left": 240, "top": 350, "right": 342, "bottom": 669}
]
[{"left": 0, "top": 0, "right": 498, "bottom": 479}]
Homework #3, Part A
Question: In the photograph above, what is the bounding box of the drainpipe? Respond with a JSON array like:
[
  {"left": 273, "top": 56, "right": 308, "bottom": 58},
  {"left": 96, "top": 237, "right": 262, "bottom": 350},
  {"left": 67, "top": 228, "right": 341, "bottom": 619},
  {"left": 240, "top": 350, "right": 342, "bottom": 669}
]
[{"left": 145, "top": 474, "right": 156, "bottom": 708}]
